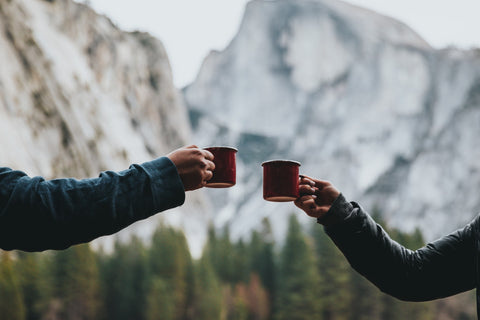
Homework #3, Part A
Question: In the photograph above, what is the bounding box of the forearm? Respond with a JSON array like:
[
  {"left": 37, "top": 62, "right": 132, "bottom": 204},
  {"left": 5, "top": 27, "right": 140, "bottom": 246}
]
[
  {"left": 324, "top": 194, "right": 476, "bottom": 301},
  {"left": 0, "top": 157, "right": 185, "bottom": 251}
]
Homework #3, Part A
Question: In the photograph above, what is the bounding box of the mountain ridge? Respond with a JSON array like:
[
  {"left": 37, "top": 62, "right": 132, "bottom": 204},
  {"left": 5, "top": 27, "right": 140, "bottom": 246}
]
[{"left": 184, "top": 0, "right": 480, "bottom": 243}]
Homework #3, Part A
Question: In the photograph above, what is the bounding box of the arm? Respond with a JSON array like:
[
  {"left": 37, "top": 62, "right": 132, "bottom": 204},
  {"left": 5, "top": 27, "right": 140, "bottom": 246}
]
[
  {"left": 0, "top": 157, "right": 184, "bottom": 251},
  {"left": 0, "top": 145, "right": 215, "bottom": 252},
  {"left": 295, "top": 176, "right": 477, "bottom": 301},
  {"left": 325, "top": 195, "right": 476, "bottom": 301}
]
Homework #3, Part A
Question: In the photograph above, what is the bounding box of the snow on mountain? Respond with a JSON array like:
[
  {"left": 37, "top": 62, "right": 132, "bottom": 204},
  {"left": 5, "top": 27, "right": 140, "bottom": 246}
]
[
  {"left": 0, "top": 0, "right": 211, "bottom": 256},
  {"left": 184, "top": 0, "right": 480, "bottom": 243},
  {"left": 2, "top": 0, "right": 480, "bottom": 255}
]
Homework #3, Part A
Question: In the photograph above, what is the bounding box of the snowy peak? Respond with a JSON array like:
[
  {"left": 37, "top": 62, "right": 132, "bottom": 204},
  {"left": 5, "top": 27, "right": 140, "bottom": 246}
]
[
  {"left": 187, "top": 0, "right": 430, "bottom": 138},
  {"left": 184, "top": 0, "right": 480, "bottom": 242}
]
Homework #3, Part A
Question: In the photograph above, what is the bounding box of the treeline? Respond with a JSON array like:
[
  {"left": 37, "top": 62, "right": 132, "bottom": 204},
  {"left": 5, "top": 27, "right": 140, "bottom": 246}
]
[{"left": 0, "top": 214, "right": 476, "bottom": 320}]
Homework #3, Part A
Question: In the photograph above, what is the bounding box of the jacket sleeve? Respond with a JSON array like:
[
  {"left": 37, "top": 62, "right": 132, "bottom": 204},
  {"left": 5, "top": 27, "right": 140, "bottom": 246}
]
[
  {"left": 0, "top": 157, "right": 185, "bottom": 251},
  {"left": 324, "top": 194, "right": 477, "bottom": 301}
]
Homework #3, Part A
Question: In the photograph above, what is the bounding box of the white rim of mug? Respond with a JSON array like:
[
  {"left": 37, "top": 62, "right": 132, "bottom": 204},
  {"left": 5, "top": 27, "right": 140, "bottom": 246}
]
[
  {"left": 204, "top": 146, "right": 238, "bottom": 152},
  {"left": 261, "top": 159, "right": 301, "bottom": 166}
]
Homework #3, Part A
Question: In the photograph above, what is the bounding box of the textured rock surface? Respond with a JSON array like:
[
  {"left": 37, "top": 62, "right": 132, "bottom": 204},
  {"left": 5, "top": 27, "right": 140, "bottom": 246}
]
[
  {"left": 3, "top": 0, "right": 480, "bottom": 252},
  {"left": 0, "top": 0, "right": 210, "bottom": 255},
  {"left": 184, "top": 0, "right": 480, "bottom": 242}
]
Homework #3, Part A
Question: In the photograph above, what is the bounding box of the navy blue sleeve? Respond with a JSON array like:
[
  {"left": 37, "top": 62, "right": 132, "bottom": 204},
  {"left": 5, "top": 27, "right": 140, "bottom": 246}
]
[
  {"left": 324, "top": 194, "right": 477, "bottom": 301},
  {"left": 0, "top": 157, "right": 185, "bottom": 251}
]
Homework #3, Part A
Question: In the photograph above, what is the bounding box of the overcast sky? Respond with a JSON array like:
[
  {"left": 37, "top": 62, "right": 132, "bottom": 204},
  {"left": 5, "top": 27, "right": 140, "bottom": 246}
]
[{"left": 87, "top": 0, "right": 480, "bottom": 88}]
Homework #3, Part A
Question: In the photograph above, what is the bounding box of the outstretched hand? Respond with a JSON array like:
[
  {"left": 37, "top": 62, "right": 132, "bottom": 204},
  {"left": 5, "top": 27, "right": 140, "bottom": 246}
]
[
  {"left": 294, "top": 176, "right": 340, "bottom": 225},
  {"left": 167, "top": 145, "right": 215, "bottom": 191}
]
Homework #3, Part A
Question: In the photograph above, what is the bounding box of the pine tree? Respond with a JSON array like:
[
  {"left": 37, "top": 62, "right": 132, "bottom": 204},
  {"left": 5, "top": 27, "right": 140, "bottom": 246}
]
[
  {"left": 275, "top": 214, "right": 321, "bottom": 320},
  {"left": 248, "top": 218, "right": 276, "bottom": 315},
  {"left": 232, "top": 283, "right": 249, "bottom": 320},
  {"left": 0, "top": 251, "right": 26, "bottom": 320},
  {"left": 312, "top": 224, "right": 352, "bottom": 320},
  {"left": 259, "top": 218, "right": 276, "bottom": 298},
  {"left": 246, "top": 273, "right": 270, "bottom": 320},
  {"left": 149, "top": 223, "right": 193, "bottom": 320},
  {"left": 100, "top": 236, "right": 149, "bottom": 320},
  {"left": 204, "top": 224, "right": 237, "bottom": 284},
  {"left": 219, "top": 226, "right": 237, "bottom": 283},
  {"left": 51, "top": 244, "right": 100, "bottom": 319},
  {"left": 15, "top": 251, "right": 45, "bottom": 320},
  {"left": 232, "top": 239, "right": 249, "bottom": 284},
  {"left": 146, "top": 277, "right": 175, "bottom": 320},
  {"left": 192, "top": 255, "right": 223, "bottom": 320}
]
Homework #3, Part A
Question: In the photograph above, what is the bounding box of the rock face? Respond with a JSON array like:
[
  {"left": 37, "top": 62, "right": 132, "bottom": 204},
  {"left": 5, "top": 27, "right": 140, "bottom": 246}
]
[
  {"left": 0, "top": 0, "right": 211, "bottom": 255},
  {"left": 184, "top": 0, "right": 480, "bottom": 242},
  {"left": 2, "top": 0, "right": 480, "bottom": 252}
]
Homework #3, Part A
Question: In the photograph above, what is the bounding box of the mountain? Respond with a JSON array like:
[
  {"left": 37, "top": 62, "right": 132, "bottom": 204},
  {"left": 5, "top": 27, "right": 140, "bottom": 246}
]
[
  {"left": 183, "top": 0, "right": 480, "bottom": 242},
  {"left": 2, "top": 0, "right": 479, "bottom": 255},
  {"left": 0, "top": 0, "right": 211, "bottom": 255}
]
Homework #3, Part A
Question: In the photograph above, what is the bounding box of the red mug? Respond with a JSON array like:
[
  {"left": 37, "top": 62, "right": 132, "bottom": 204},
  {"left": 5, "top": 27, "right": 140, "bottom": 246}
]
[
  {"left": 204, "top": 146, "right": 238, "bottom": 188},
  {"left": 262, "top": 160, "right": 301, "bottom": 202}
]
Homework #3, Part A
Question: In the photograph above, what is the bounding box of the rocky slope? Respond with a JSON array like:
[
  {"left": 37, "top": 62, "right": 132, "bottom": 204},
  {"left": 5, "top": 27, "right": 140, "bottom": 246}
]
[
  {"left": 2, "top": 0, "right": 479, "bottom": 252},
  {"left": 184, "top": 0, "right": 480, "bottom": 242},
  {"left": 0, "top": 0, "right": 210, "bottom": 255}
]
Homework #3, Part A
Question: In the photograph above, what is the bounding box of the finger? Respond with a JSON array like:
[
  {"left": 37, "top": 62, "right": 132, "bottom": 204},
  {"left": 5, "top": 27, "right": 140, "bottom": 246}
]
[
  {"left": 203, "top": 149, "right": 214, "bottom": 161},
  {"left": 199, "top": 158, "right": 215, "bottom": 170},
  {"left": 296, "top": 199, "right": 321, "bottom": 218},
  {"left": 294, "top": 195, "right": 317, "bottom": 208},
  {"left": 300, "top": 175, "right": 331, "bottom": 188},
  {"left": 294, "top": 195, "right": 309, "bottom": 205},
  {"left": 302, "top": 197, "right": 317, "bottom": 208},
  {"left": 299, "top": 184, "right": 315, "bottom": 195},
  {"left": 297, "top": 194, "right": 317, "bottom": 201},
  {"left": 299, "top": 178, "right": 315, "bottom": 187},
  {"left": 294, "top": 195, "right": 307, "bottom": 207},
  {"left": 205, "top": 159, "right": 215, "bottom": 171},
  {"left": 294, "top": 198, "right": 304, "bottom": 208},
  {"left": 313, "top": 179, "right": 332, "bottom": 189},
  {"left": 299, "top": 174, "right": 313, "bottom": 181},
  {"left": 299, "top": 175, "right": 316, "bottom": 187},
  {"left": 204, "top": 170, "right": 213, "bottom": 182}
]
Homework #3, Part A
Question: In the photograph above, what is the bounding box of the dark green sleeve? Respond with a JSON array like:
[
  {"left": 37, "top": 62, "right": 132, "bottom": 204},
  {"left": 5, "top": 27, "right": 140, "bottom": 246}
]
[
  {"left": 324, "top": 194, "right": 477, "bottom": 301},
  {"left": 0, "top": 157, "right": 185, "bottom": 251}
]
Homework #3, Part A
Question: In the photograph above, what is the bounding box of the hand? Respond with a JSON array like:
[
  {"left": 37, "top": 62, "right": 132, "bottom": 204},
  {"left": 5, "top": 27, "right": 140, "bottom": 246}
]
[
  {"left": 167, "top": 145, "right": 215, "bottom": 191},
  {"left": 294, "top": 175, "right": 340, "bottom": 225}
]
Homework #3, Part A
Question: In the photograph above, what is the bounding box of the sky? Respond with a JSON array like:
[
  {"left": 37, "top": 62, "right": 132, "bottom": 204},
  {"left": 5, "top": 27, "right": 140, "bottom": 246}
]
[{"left": 86, "top": 0, "right": 480, "bottom": 88}]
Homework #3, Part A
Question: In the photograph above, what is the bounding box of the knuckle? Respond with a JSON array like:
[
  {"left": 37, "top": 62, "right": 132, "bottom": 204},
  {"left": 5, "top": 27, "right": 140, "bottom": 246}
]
[{"left": 191, "top": 149, "right": 202, "bottom": 156}]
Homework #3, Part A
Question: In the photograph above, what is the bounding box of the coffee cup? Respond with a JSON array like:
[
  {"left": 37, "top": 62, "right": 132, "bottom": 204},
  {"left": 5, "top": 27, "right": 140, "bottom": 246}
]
[
  {"left": 262, "top": 160, "right": 301, "bottom": 202},
  {"left": 204, "top": 146, "right": 238, "bottom": 188}
]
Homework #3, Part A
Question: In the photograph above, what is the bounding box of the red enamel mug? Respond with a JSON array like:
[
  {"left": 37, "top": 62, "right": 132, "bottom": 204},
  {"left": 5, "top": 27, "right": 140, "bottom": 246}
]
[
  {"left": 262, "top": 160, "right": 301, "bottom": 202},
  {"left": 204, "top": 146, "right": 238, "bottom": 188}
]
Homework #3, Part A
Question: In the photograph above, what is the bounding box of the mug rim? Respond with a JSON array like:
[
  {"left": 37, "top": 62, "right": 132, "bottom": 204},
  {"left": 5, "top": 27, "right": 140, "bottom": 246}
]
[
  {"left": 261, "top": 159, "right": 301, "bottom": 166},
  {"left": 204, "top": 146, "right": 238, "bottom": 152}
]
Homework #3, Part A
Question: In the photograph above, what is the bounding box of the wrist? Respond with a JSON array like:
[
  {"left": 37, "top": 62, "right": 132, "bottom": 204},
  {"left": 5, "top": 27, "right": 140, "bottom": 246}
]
[{"left": 317, "top": 193, "right": 354, "bottom": 226}]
